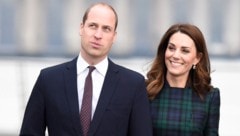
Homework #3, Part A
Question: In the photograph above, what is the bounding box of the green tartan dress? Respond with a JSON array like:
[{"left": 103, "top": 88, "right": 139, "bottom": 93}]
[{"left": 150, "top": 82, "right": 220, "bottom": 136}]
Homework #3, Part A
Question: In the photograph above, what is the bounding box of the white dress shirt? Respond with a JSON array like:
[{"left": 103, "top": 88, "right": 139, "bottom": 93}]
[{"left": 76, "top": 54, "right": 108, "bottom": 119}]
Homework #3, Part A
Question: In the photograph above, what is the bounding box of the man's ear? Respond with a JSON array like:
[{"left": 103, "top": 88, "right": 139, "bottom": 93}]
[
  {"left": 113, "top": 31, "right": 117, "bottom": 43},
  {"left": 79, "top": 23, "right": 83, "bottom": 36}
]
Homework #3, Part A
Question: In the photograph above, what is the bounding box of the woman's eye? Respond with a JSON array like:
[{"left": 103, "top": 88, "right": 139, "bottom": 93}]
[
  {"left": 168, "top": 46, "right": 175, "bottom": 51},
  {"left": 182, "top": 49, "right": 190, "bottom": 53}
]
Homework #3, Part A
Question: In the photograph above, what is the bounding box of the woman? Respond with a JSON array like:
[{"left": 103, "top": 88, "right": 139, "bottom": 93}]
[{"left": 146, "top": 23, "right": 220, "bottom": 136}]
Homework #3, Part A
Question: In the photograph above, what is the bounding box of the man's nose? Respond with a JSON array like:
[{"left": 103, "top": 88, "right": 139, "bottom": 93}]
[{"left": 94, "top": 29, "right": 103, "bottom": 39}]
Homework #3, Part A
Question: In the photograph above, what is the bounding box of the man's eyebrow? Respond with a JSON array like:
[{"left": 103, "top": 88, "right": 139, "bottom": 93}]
[
  {"left": 88, "top": 22, "right": 97, "bottom": 25},
  {"left": 103, "top": 25, "right": 112, "bottom": 29}
]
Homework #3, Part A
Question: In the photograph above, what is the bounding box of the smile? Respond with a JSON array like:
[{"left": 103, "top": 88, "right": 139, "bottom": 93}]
[{"left": 170, "top": 61, "right": 182, "bottom": 66}]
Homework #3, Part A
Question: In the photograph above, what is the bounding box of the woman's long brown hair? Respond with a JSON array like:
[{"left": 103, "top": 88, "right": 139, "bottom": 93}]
[{"left": 146, "top": 23, "right": 213, "bottom": 100}]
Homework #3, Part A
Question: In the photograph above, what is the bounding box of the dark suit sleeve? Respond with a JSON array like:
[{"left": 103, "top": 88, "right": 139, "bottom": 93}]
[
  {"left": 128, "top": 77, "right": 153, "bottom": 136},
  {"left": 204, "top": 88, "right": 220, "bottom": 136},
  {"left": 20, "top": 71, "right": 46, "bottom": 136}
]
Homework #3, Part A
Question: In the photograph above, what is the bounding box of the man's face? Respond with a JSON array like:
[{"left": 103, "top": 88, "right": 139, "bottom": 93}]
[{"left": 80, "top": 5, "right": 117, "bottom": 64}]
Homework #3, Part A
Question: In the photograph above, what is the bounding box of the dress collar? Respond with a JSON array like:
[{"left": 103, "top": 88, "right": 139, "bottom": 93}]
[{"left": 76, "top": 53, "right": 108, "bottom": 77}]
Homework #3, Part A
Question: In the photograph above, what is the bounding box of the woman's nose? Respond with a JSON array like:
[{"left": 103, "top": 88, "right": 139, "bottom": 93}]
[{"left": 172, "top": 50, "right": 180, "bottom": 59}]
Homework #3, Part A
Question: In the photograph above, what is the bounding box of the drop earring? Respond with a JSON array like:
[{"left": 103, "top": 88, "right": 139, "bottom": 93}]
[{"left": 193, "top": 65, "right": 196, "bottom": 69}]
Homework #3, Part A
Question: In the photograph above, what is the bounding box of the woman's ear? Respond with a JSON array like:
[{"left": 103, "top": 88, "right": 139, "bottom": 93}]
[{"left": 194, "top": 52, "right": 203, "bottom": 65}]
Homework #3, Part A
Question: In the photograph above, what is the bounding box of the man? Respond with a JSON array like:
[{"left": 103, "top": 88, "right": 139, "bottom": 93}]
[{"left": 20, "top": 2, "right": 152, "bottom": 136}]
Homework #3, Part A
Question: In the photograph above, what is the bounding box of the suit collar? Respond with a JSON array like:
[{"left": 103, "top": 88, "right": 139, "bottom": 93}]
[
  {"left": 88, "top": 59, "right": 120, "bottom": 135},
  {"left": 64, "top": 57, "right": 83, "bottom": 135},
  {"left": 64, "top": 58, "right": 120, "bottom": 135}
]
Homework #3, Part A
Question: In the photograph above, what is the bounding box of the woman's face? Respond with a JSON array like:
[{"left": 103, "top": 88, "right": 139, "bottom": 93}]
[{"left": 165, "top": 32, "right": 200, "bottom": 80}]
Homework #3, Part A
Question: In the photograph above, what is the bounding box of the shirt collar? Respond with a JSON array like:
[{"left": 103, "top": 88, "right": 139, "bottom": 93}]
[{"left": 77, "top": 53, "right": 108, "bottom": 77}]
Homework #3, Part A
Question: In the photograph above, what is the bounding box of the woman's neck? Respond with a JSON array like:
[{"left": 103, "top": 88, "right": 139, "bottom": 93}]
[{"left": 166, "top": 74, "right": 188, "bottom": 88}]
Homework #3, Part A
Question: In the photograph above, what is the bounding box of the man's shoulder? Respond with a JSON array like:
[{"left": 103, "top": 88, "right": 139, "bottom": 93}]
[
  {"left": 41, "top": 57, "right": 77, "bottom": 74},
  {"left": 111, "top": 61, "right": 144, "bottom": 79}
]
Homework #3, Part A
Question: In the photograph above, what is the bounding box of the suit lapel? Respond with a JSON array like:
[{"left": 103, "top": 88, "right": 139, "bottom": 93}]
[
  {"left": 88, "top": 60, "right": 120, "bottom": 136},
  {"left": 64, "top": 57, "right": 82, "bottom": 135}
]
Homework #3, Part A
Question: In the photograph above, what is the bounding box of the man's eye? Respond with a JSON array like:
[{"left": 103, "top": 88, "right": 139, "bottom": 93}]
[
  {"left": 103, "top": 27, "right": 112, "bottom": 32},
  {"left": 89, "top": 24, "right": 97, "bottom": 28}
]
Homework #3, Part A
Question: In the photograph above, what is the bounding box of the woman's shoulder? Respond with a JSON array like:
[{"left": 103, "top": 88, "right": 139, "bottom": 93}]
[
  {"left": 209, "top": 87, "right": 220, "bottom": 95},
  {"left": 206, "top": 87, "right": 220, "bottom": 103}
]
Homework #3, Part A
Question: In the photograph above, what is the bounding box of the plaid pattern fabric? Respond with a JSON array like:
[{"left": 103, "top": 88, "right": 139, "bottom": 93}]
[{"left": 150, "top": 83, "right": 220, "bottom": 136}]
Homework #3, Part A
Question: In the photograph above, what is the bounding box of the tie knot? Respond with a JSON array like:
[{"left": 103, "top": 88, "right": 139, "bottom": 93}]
[{"left": 88, "top": 66, "right": 95, "bottom": 74}]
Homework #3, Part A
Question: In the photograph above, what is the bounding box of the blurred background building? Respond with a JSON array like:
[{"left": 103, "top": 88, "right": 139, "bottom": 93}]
[
  {"left": 0, "top": 0, "right": 240, "bottom": 135},
  {"left": 0, "top": 0, "right": 239, "bottom": 58}
]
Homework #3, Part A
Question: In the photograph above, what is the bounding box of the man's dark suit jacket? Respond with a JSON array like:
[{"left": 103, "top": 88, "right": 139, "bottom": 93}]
[{"left": 20, "top": 57, "right": 153, "bottom": 136}]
